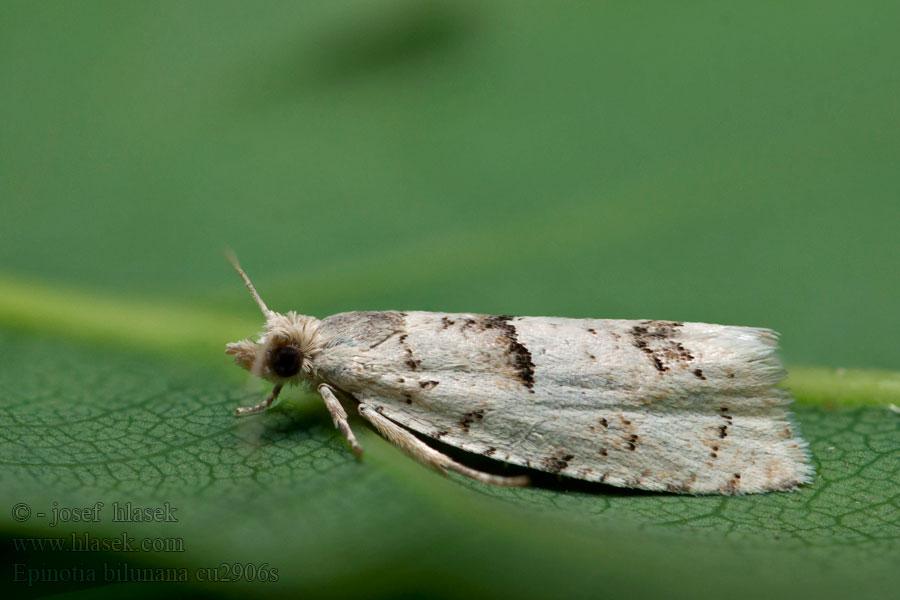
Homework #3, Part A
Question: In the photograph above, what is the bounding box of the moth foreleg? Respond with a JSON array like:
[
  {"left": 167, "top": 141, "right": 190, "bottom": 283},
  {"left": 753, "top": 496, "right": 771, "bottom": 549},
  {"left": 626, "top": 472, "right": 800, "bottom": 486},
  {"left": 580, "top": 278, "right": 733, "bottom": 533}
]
[
  {"left": 358, "top": 404, "right": 530, "bottom": 487},
  {"left": 235, "top": 383, "right": 283, "bottom": 416},
  {"left": 318, "top": 384, "right": 363, "bottom": 457}
]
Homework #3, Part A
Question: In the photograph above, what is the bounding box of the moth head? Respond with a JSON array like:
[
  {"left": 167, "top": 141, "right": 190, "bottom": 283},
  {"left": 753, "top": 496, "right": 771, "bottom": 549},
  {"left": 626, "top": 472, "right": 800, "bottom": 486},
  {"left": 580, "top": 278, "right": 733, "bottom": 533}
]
[{"left": 224, "top": 252, "right": 322, "bottom": 384}]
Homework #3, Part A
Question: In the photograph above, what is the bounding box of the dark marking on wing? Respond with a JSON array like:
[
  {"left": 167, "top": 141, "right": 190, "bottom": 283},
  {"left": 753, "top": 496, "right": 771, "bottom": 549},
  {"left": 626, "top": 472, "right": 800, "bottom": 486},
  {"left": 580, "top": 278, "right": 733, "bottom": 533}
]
[
  {"left": 668, "top": 471, "right": 699, "bottom": 493},
  {"left": 599, "top": 447, "right": 608, "bottom": 456},
  {"left": 693, "top": 368, "right": 706, "bottom": 380},
  {"left": 719, "top": 406, "right": 733, "bottom": 440},
  {"left": 541, "top": 453, "right": 574, "bottom": 474},
  {"left": 630, "top": 320, "right": 695, "bottom": 374},
  {"left": 458, "top": 409, "right": 485, "bottom": 432},
  {"left": 587, "top": 328, "right": 597, "bottom": 334},
  {"left": 433, "top": 430, "right": 448, "bottom": 439},
  {"left": 398, "top": 333, "right": 422, "bottom": 370},
  {"left": 719, "top": 472, "right": 742, "bottom": 494},
  {"left": 599, "top": 417, "right": 608, "bottom": 428},
  {"left": 719, "top": 478, "right": 739, "bottom": 494},
  {"left": 460, "top": 318, "right": 478, "bottom": 331},
  {"left": 627, "top": 434, "right": 639, "bottom": 451},
  {"left": 481, "top": 315, "right": 536, "bottom": 392},
  {"left": 485, "top": 446, "right": 496, "bottom": 456},
  {"left": 419, "top": 380, "right": 439, "bottom": 390},
  {"left": 438, "top": 314, "right": 536, "bottom": 391}
]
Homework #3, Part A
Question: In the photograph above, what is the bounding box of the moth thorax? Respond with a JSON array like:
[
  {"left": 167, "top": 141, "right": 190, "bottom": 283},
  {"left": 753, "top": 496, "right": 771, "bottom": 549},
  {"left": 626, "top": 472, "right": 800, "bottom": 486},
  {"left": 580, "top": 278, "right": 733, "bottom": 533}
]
[{"left": 271, "top": 345, "right": 303, "bottom": 378}]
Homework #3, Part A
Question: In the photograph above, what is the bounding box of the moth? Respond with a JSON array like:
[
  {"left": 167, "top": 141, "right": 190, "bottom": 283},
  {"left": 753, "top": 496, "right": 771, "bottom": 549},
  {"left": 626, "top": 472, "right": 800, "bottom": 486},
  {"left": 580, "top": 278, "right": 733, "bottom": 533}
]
[{"left": 225, "top": 255, "right": 813, "bottom": 494}]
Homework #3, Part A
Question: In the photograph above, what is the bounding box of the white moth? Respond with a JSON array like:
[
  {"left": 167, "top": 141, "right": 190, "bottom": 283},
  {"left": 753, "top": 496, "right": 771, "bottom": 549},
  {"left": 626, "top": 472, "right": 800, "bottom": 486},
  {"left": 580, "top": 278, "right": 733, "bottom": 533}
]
[{"left": 225, "top": 256, "right": 813, "bottom": 495}]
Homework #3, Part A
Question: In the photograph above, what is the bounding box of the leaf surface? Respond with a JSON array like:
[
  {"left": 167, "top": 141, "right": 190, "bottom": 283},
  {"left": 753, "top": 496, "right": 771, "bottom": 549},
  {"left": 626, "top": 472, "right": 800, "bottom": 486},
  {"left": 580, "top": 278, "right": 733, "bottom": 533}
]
[{"left": 1, "top": 330, "right": 897, "bottom": 599}]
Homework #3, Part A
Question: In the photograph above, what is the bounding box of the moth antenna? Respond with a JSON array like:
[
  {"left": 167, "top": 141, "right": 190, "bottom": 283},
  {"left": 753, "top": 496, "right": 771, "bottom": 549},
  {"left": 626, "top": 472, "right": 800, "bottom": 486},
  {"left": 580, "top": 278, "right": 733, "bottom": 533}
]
[{"left": 225, "top": 250, "right": 274, "bottom": 320}]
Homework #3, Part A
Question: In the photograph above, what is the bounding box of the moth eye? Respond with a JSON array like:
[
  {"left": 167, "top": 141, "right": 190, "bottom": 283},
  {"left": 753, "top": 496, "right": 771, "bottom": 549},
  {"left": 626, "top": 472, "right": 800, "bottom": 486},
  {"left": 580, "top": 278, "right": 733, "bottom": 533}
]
[{"left": 271, "top": 345, "right": 303, "bottom": 378}]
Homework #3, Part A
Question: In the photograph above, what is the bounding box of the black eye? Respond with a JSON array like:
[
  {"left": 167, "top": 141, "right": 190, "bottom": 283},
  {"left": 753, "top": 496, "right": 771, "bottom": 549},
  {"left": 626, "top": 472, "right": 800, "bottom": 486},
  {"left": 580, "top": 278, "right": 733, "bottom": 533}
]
[{"left": 271, "top": 346, "right": 303, "bottom": 377}]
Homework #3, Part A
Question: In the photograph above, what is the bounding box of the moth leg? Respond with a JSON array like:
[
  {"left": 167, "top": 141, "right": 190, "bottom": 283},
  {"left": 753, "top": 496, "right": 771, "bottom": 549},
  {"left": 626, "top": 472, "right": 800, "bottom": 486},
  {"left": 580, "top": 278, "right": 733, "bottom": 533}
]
[
  {"left": 235, "top": 383, "right": 283, "bottom": 416},
  {"left": 358, "top": 404, "right": 530, "bottom": 487},
  {"left": 318, "top": 384, "right": 363, "bottom": 458}
]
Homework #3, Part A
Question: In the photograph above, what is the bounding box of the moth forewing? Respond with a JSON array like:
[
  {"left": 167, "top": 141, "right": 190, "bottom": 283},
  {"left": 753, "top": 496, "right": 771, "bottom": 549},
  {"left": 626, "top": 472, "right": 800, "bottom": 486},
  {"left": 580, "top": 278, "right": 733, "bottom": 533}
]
[
  {"left": 311, "top": 312, "right": 813, "bottom": 495},
  {"left": 225, "top": 256, "right": 813, "bottom": 495}
]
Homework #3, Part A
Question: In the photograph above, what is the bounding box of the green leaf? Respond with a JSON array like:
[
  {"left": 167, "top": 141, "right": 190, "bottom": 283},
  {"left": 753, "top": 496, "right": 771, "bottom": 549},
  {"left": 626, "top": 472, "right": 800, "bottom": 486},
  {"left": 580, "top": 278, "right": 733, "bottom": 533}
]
[
  {"left": 1, "top": 326, "right": 897, "bottom": 599},
  {"left": 2, "top": 1, "right": 898, "bottom": 598}
]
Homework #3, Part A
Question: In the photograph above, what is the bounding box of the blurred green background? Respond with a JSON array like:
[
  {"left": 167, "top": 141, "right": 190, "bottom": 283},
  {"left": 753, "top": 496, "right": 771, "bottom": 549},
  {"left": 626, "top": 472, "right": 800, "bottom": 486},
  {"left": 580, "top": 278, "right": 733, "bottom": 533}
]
[
  {"left": 1, "top": 1, "right": 898, "bottom": 599},
  {"left": 2, "top": 0, "right": 897, "bottom": 368}
]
